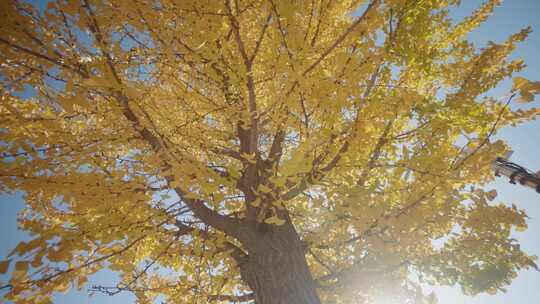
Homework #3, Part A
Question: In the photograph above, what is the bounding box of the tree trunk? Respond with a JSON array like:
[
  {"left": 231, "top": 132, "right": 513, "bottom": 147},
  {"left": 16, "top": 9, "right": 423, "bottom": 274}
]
[{"left": 239, "top": 222, "right": 321, "bottom": 304}]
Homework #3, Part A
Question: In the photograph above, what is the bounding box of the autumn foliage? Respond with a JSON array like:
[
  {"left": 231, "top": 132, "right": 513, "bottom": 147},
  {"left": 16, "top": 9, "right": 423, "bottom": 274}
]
[{"left": 1, "top": 0, "right": 539, "bottom": 303}]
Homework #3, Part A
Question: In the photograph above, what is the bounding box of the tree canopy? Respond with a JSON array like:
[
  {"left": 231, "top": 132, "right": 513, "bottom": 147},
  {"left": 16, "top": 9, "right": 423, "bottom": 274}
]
[{"left": 1, "top": 0, "right": 540, "bottom": 303}]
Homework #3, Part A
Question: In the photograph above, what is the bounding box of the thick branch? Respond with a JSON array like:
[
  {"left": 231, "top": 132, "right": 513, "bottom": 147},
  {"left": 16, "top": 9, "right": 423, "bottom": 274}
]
[
  {"left": 80, "top": 2, "right": 242, "bottom": 238},
  {"left": 249, "top": 12, "right": 272, "bottom": 65},
  {"left": 0, "top": 37, "right": 88, "bottom": 78}
]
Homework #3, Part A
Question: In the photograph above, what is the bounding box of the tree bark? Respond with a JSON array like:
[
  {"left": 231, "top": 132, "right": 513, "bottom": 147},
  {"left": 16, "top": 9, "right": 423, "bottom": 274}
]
[{"left": 238, "top": 222, "right": 321, "bottom": 304}]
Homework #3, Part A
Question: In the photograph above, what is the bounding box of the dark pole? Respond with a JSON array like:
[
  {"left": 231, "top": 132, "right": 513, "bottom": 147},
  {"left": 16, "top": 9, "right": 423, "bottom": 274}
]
[{"left": 492, "top": 157, "right": 540, "bottom": 194}]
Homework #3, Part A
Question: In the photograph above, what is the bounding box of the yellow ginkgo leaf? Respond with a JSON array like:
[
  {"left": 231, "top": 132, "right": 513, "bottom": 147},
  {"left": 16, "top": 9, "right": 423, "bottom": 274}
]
[
  {"left": 0, "top": 260, "right": 10, "bottom": 274},
  {"left": 251, "top": 198, "right": 261, "bottom": 207},
  {"left": 517, "top": 91, "right": 535, "bottom": 103},
  {"left": 516, "top": 224, "right": 528, "bottom": 232},
  {"left": 485, "top": 189, "right": 498, "bottom": 201},
  {"left": 258, "top": 184, "right": 273, "bottom": 193},
  {"left": 512, "top": 76, "right": 529, "bottom": 91},
  {"left": 513, "top": 76, "right": 540, "bottom": 103},
  {"left": 14, "top": 261, "right": 29, "bottom": 272},
  {"left": 264, "top": 216, "right": 286, "bottom": 226}
]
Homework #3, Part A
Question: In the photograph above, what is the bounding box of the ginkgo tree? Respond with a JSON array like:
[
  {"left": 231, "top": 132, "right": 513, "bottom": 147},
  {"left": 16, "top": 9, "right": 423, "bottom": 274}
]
[{"left": 1, "top": 0, "right": 540, "bottom": 303}]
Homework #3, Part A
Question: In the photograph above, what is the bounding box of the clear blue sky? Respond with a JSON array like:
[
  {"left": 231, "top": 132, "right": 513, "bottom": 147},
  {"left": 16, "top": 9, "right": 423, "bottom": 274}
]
[{"left": 1, "top": 1, "right": 540, "bottom": 303}]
